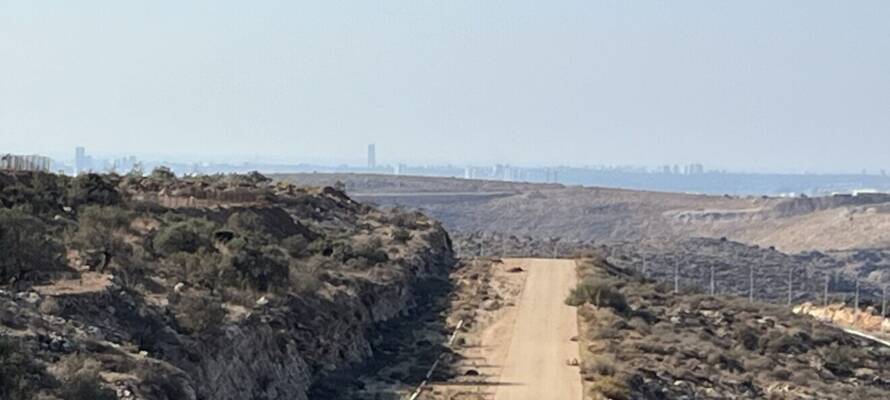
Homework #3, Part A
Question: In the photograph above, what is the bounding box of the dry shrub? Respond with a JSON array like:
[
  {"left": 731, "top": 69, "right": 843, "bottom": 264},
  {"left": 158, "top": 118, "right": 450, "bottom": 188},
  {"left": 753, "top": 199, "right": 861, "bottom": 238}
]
[
  {"left": 170, "top": 292, "right": 225, "bottom": 334},
  {"left": 566, "top": 279, "right": 628, "bottom": 314},
  {"left": 584, "top": 355, "right": 617, "bottom": 377},
  {"left": 51, "top": 356, "right": 115, "bottom": 400},
  {"left": 589, "top": 376, "right": 630, "bottom": 400}
]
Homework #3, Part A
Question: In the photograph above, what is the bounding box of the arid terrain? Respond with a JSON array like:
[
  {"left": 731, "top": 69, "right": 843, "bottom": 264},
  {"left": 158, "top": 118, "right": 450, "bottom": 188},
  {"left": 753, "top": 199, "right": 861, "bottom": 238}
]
[
  {"left": 0, "top": 170, "right": 453, "bottom": 400},
  {"left": 6, "top": 171, "right": 890, "bottom": 400},
  {"left": 277, "top": 173, "right": 890, "bottom": 253},
  {"left": 570, "top": 255, "right": 890, "bottom": 399}
]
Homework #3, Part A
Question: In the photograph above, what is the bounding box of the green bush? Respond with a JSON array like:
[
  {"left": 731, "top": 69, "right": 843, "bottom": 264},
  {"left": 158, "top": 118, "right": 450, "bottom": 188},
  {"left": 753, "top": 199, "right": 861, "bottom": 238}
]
[
  {"left": 226, "top": 211, "right": 267, "bottom": 238},
  {"left": 68, "top": 205, "right": 131, "bottom": 270},
  {"left": 137, "top": 368, "right": 190, "bottom": 400},
  {"left": 59, "top": 371, "right": 116, "bottom": 400},
  {"left": 0, "top": 208, "right": 66, "bottom": 284},
  {"left": 223, "top": 239, "right": 289, "bottom": 291},
  {"left": 66, "top": 174, "right": 121, "bottom": 207},
  {"left": 282, "top": 235, "right": 309, "bottom": 258},
  {"left": 391, "top": 227, "right": 412, "bottom": 243},
  {"left": 0, "top": 337, "right": 45, "bottom": 400},
  {"left": 0, "top": 173, "right": 67, "bottom": 215},
  {"left": 352, "top": 238, "right": 389, "bottom": 265},
  {"left": 735, "top": 325, "right": 760, "bottom": 351},
  {"left": 390, "top": 212, "right": 421, "bottom": 229},
  {"left": 589, "top": 376, "right": 630, "bottom": 400},
  {"left": 566, "top": 279, "right": 628, "bottom": 313},
  {"left": 164, "top": 250, "right": 223, "bottom": 290},
  {"left": 171, "top": 292, "right": 226, "bottom": 334},
  {"left": 154, "top": 219, "right": 216, "bottom": 255}
]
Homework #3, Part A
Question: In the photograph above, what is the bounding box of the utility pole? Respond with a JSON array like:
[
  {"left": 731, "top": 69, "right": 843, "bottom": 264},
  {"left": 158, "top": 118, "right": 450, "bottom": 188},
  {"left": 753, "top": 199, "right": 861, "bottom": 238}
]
[
  {"left": 853, "top": 277, "right": 859, "bottom": 312},
  {"left": 642, "top": 256, "right": 648, "bottom": 278},
  {"left": 749, "top": 264, "right": 755, "bottom": 303},
  {"left": 501, "top": 235, "right": 506, "bottom": 258},
  {"left": 823, "top": 274, "right": 830, "bottom": 306},
  {"left": 882, "top": 285, "right": 887, "bottom": 334},
  {"left": 709, "top": 262, "right": 716, "bottom": 296},
  {"left": 552, "top": 242, "right": 558, "bottom": 259},
  {"left": 673, "top": 260, "right": 680, "bottom": 294},
  {"left": 788, "top": 265, "right": 794, "bottom": 306},
  {"left": 480, "top": 242, "right": 485, "bottom": 258}
]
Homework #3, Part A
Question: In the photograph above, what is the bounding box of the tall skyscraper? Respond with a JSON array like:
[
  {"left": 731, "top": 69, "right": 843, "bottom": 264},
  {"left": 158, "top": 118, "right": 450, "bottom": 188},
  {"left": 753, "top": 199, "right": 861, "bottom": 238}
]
[
  {"left": 74, "top": 147, "right": 86, "bottom": 175},
  {"left": 367, "top": 144, "right": 376, "bottom": 169}
]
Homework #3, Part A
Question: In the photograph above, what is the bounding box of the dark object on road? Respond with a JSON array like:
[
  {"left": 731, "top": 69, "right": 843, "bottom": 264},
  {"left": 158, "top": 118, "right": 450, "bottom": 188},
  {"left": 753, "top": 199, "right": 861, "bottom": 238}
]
[{"left": 507, "top": 267, "right": 525, "bottom": 273}]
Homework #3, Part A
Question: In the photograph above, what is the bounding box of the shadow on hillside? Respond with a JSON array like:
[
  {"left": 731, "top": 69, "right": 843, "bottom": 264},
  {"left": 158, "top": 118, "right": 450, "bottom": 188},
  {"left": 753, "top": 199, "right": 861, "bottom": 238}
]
[{"left": 308, "top": 275, "right": 459, "bottom": 400}]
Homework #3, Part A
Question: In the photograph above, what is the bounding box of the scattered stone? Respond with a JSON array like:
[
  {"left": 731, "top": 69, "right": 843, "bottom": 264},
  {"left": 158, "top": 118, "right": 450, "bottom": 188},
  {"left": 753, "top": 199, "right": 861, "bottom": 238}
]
[
  {"left": 482, "top": 300, "right": 501, "bottom": 311},
  {"left": 256, "top": 296, "right": 269, "bottom": 306}
]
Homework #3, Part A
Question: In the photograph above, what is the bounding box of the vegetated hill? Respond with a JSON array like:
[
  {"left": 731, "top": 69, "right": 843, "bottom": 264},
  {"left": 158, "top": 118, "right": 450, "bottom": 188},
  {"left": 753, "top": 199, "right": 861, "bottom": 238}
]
[
  {"left": 569, "top": 255, "right": 890, "bottom": 400},
  {"left": 0, "top": 169, "right": 453, "bottom": 400},
  {"left": 274, "top": 173, "right": 890, "bottom": 253}
]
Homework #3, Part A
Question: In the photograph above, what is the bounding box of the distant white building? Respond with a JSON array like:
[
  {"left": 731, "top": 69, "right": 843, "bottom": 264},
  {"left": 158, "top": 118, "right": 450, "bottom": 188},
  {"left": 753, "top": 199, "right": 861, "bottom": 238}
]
[
  {"left": 1, "top": 154, "right": 52, "bottom": 172},
  {"left": 393, "top": 163, "right": 405, "bottom": 175}
]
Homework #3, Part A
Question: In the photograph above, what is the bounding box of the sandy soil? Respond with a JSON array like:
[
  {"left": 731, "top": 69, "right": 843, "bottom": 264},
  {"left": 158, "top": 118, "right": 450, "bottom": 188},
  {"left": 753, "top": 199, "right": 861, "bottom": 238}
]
[
  {"left": 464, "top": 259, "right": 581, "bottom": 400},
  {"left": 490, "top": 259, "right": 583, "bottom": 400},
  {"left": 424, "top": 258, "right": 582, "bottom": 400},
  {"left": 32, "top": 272, "right": 111, "bottom": 296}
]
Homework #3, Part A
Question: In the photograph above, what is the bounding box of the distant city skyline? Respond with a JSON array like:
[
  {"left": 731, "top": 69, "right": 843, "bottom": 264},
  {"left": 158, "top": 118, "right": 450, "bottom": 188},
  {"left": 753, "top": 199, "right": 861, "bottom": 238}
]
[
  {"left": 2, "top": 2, "right": 889, "bottom": 174},
  {"left": 6, "top": 145, "right": 890, "bottom": 196},
  {"left": 31, "top": 145, "right": 890, "bottom": 177}
]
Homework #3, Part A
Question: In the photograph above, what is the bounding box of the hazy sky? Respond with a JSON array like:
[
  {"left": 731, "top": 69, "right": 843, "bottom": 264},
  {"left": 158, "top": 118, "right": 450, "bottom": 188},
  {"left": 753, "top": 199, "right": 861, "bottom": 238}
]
[{"left": 2, "top": 1, "right": 889, "bottom": 172}]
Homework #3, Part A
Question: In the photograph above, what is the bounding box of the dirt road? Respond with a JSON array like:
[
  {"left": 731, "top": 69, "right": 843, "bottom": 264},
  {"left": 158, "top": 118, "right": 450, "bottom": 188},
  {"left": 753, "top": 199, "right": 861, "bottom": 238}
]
[{"left": 491, "top": 258, "right": 583, "bottom": 400}]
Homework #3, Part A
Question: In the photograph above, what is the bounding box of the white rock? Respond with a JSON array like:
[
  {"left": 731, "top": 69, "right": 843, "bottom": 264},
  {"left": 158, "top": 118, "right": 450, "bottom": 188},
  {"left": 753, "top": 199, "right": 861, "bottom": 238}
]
[
  {"left": 256, "top": 296, "right": 269, "bottom": 306},
  {"left": 174, "top": 282, "right": 186, "bottom": 293},
  {"left": 25, "top": 292, "right": 40, "bottom": 304}
]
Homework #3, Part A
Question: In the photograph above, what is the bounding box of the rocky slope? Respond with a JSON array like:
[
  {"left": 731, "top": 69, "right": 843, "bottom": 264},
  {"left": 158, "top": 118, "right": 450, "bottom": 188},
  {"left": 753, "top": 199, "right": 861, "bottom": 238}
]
[
  {"left": 570, "top": 256, "right": 890, "bottom": 400},
  {"left": 0, "top": 170, "right": 454, "bottom": 400}
]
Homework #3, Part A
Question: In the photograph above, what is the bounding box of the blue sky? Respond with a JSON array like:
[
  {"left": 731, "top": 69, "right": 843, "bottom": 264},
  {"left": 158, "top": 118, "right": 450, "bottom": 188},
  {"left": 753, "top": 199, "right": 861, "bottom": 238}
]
[{"left": 1, "top": 1, "right": 889, "bottom": 172}]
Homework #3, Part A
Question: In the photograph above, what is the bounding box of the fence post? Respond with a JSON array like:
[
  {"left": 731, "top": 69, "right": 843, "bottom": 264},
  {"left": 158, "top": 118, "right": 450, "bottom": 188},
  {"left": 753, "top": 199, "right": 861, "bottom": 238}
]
[
  {"left": 642, "top": 256, "right": 648, "bottom": 278},
  {"left": 502, "top": 235, "right": 506, "bottom": 258},
  {"left": 823, "top": 274, "right": 829, "bottom": 306}
]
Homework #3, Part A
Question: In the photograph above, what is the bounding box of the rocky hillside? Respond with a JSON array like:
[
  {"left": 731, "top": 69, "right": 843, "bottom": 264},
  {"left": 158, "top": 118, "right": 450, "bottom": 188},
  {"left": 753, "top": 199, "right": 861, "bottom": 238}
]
[
  {"left": 569, "top": 256, "right": 890, "bottom": 399},
  {"left": 0, "top": 169, "right": 454, "bottom": 400}
]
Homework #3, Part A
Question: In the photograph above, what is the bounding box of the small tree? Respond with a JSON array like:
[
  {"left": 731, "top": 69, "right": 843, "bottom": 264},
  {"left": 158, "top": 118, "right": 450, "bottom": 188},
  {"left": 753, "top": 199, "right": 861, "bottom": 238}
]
[{"left": 67, "top": 206, "right": 131, "bottom": 271}]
